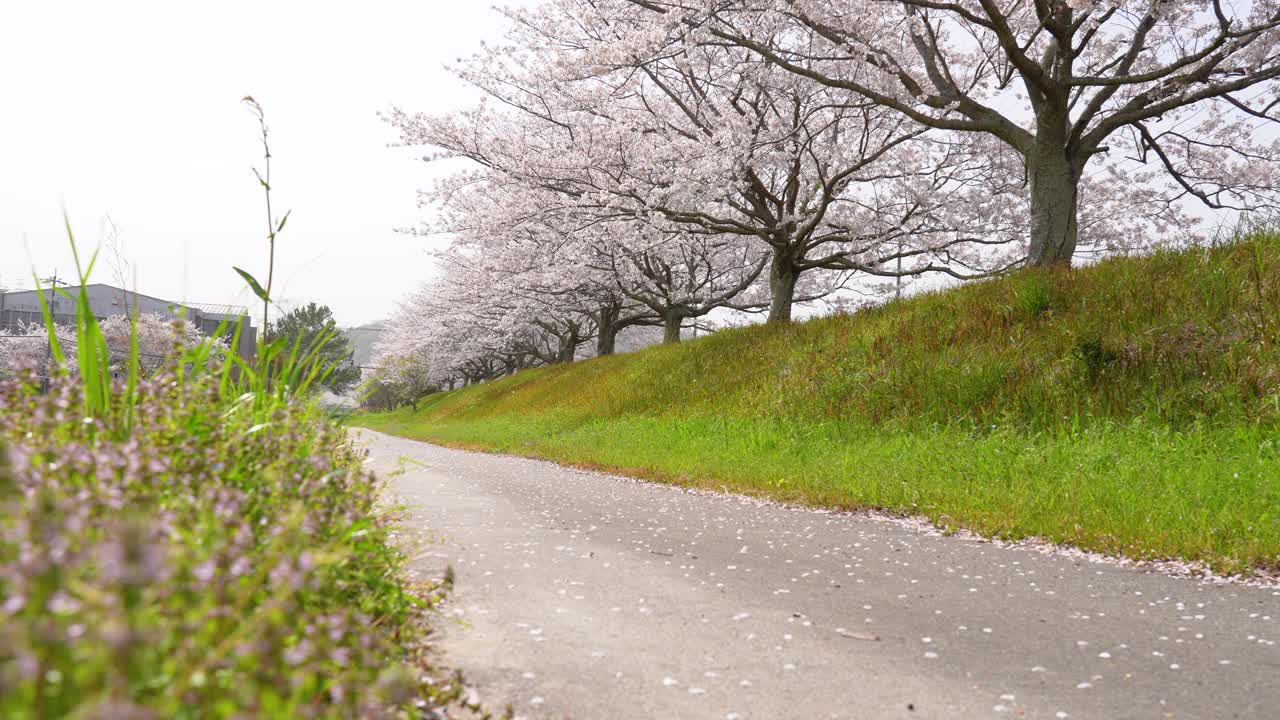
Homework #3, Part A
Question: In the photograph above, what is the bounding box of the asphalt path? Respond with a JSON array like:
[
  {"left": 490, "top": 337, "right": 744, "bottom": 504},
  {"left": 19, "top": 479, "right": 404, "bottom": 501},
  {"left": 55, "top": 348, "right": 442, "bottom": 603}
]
[{"left": 355, "top": 429, "right": 1280, "bottom": 720}]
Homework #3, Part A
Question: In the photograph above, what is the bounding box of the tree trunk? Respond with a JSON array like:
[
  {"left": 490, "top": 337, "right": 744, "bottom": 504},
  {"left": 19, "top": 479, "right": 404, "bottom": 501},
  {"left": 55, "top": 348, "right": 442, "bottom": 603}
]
[
  {"left": 1027, "top": 143, "right": 1080, "bottom": 267},
  {"left": 662, "top": 313, "right": 682, "bottom": 344},
  {"left": 556, "top": 331, "right": 578, "bottom": 363},
  {"left": 597, "top": 304, "right": 620, "bottom": 356},
  {"left": 767, "top": 251, "right": 799, "bottom": 323},
  {"left": 597, "top": 323, "right": 617, "bottom": 356}
]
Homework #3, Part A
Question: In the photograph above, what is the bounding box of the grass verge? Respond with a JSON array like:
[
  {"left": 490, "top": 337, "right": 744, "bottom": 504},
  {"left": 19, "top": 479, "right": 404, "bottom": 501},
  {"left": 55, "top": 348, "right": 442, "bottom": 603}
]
[{"left": 359, "top": 234, "right": 1280, "bottom": 576}]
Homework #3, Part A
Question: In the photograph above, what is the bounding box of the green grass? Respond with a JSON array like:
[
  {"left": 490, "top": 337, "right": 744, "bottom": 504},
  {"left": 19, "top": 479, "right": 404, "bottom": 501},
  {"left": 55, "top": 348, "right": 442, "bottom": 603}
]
[{"left": 358, "top": 233, "right": 1280, "bottom": 575}]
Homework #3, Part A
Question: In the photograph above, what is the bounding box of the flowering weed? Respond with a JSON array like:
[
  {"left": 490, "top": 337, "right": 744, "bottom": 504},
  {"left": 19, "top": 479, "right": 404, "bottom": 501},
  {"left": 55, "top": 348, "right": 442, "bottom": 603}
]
[{"left": 0, "top": 253, "right": 480, "bottom": 717}]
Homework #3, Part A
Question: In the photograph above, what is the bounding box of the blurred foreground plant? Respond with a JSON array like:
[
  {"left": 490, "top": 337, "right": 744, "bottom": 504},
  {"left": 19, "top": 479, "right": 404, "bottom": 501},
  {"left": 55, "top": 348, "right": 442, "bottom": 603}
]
[{"left": 0, "top": 237, "right": 489, "bottom": 717}]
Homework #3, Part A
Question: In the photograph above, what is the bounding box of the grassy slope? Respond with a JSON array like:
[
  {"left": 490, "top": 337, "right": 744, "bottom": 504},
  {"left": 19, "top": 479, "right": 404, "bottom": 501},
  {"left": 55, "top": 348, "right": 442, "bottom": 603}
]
[{"left": 360, "top": 235, "right": 1280, "bottom": 574}]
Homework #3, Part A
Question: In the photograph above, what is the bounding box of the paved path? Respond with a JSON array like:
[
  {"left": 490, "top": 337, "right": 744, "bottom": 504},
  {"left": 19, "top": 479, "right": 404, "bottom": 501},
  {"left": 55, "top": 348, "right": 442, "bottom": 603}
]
[{"left": 355, "top": 429, "right": 1280, "bottom": 720}]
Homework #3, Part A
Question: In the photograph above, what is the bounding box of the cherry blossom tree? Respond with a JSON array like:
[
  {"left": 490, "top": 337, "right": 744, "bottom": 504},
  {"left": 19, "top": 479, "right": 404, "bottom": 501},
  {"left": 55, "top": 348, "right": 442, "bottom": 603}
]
[
  {"left": 408, "top": 140, "right": 774, "bottom": 345},
  {"left": 0, "top": 323, "right": 71, "bottom": 378},
  {"left": 373, "top": 0, "right": 1280, "bottom": 388},
  {"left": 371, "top": 228, "right": 602, "bottom": 394},
  {"left": 590, "top": 224, "right": 770, "bottom": 342},
  {"left": 360, "top": 346, "right": 442, "bottom": 411},
  {"left": 387, "top": 0, "right": 1028, "bottom": 324},
  {"left": 99, "top": 313, "right": 223, "bottom": 373},
  {"left": 620, "top": 0, "right": 1280, "bottom": 265},
  {"left": 419, "top": 174, "right": 659, "bottom": 355}
]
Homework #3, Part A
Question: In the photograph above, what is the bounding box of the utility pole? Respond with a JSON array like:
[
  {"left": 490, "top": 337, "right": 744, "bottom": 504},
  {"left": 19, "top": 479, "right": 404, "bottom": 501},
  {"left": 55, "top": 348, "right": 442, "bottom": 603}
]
[
  {"left": 37, "top": 270, "right": 69, "bottom": 395},
  {"left": 41, "top": 333, "right": 52, "bottom": 395},
  {"left": 41, "top": 270, "right": 69, "bottom": 321}
]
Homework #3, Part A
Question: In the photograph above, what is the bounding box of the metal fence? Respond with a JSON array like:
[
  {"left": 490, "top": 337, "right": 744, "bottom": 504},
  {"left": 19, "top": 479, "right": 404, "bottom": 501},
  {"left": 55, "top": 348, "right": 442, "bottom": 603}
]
[
  {"left": 2, "top": 311, "right": 255, "bottom": 360},
  {"left": 0, "top": 331, "right": 213, "bottom": 393},
  {"left": 1, "top": 311, "right": 78, "bottom": 333}
]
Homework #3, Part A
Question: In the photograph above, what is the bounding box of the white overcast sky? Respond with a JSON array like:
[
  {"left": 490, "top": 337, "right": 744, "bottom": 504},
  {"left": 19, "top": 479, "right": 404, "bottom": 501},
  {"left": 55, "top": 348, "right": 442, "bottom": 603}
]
[{"left": 0, "top": 0, "right": 532, "bottom": 327}]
